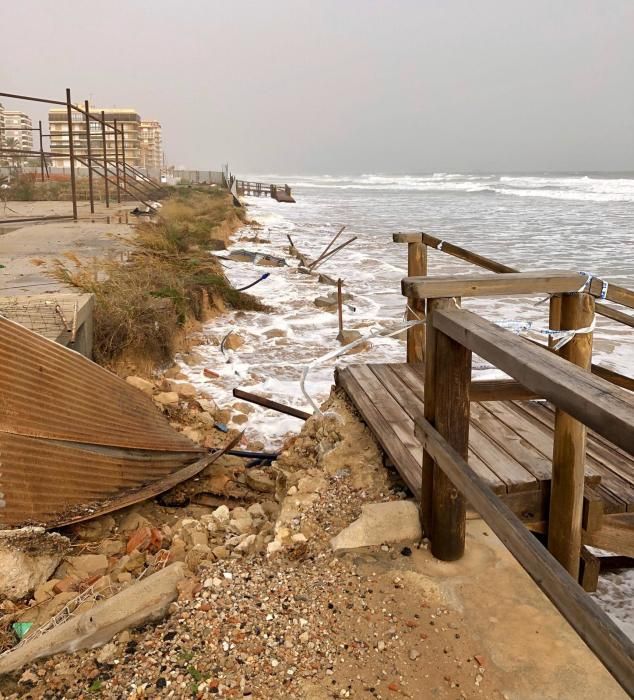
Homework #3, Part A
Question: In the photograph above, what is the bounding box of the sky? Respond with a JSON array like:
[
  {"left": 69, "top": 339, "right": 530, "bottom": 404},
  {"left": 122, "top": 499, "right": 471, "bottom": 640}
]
[{"left": 1, "top": 0, "right": 633, "bottom": 174}]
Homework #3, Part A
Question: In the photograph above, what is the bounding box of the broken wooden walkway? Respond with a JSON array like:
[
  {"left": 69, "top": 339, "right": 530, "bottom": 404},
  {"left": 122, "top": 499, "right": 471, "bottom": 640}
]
[{"left": 336, "top": 363, "right": 634, "bottom": 525}]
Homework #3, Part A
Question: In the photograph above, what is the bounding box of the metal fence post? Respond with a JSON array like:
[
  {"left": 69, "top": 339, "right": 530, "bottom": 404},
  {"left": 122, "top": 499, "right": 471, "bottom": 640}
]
[
  {"left": 101, "top": 110, "right": 109, "bottom": 208},
  {"left": 65, "top": 88, "right": 78, "bottom": 220},
  {"left": 84, "top": 100, "right": 94, "bottom": 214},
  {"left": 114, "top": 118, "right": 121, "bottom": 204}
]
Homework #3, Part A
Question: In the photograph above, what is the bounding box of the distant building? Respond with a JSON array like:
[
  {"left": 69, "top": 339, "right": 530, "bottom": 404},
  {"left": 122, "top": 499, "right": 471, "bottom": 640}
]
[
  {"left": 2, "top": 110, "right": 33, "bottom": 151},
  {"left": 48, "top": 105, "right": 142, "bottom": 168},
  {"left": 139, "top": 120, "right": 163, "bottom": 170}
]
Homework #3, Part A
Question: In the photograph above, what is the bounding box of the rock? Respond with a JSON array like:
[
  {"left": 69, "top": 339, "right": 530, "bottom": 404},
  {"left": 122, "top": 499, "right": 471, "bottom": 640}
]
[
  {"left": 126, "top": 527, "right": 152, "bottom": 554},
  {"left": 212, "top": 546, "right": 229, "bottom": 560},
  {"left": 154, "top": 391, "right": 180, "bottom": 406},
  {"left": 247, "top": 503, "right": 266, "bottom": 519},
  {"left": 69, "top": 515, "right": 116, "bottom": 542},
  {"left": 263, "top": 328, "right": 287, "bottom": 339},
  {"left": 174, "top": 519, "right": 208, "bottom": 548},
  {"left": 409, "top": 648, "right": 420, "bottom": 660},
  {"left": 167, "top": 381, "right": 197, "bottom": 399},
  {"left": 232, "top": 413, "right": 249, "bottom": 425},
  {"left": 119, "top": 511, "right": 152, "bottom": 534},
  {"left": 223, "top": 333, "right": 244, "bottom": 351},
  {"left": 234, "top": 534, "right": 257, "bottom": 554},
  {"left": 0, "top": 563, "right": 187, "bottom": 675},
  {"left": 99, "top": 538, "right": 125, "bottom": 557},
  {"left": 56, "top": 554, "right": 108, "bottom": 580},
  {"left": 330, "top": 501, "right": 422, "bottom": 551},
  {"left": 245, "top": 469, "right": 276, "bottom": 493},
  {"left": 52, "top": 576, "right": 80, "bottom": 594},
  {"left": 33, "top": 579, "right": 61, "bottom": 603},
  {"left": 96, "top": 642, "right": 118, "bottom": 665},
  {"left": 337, "top": 329, "right": 362, "bottom": 345},
  {"left": 228, "top": 517, "right": 254, "bottom": 535},
  {"left": 165, "top": 365, "right": 188, "bottom": 379},
  {"left": 233, "top": 401, "right": 254, "bottom": 414},
  {"left": 125, "top": 376, "right": 155, "bottom": 396},
  {"left": 185, "top": 544, "right": 212, "bottom": 571},
  {"left": 0, "top": 528, "right": 70, "bottom": 601},
  {"left": 168, "top": 537, "right": 187, "bottom": 563},
  {"left": 291, "top": 533, "right": 308, "bottom": 545},
  {"left": 267, "top": 540, "right": 283, "bottom": 558},
  {"left": 211, "top": 505, "right": 231, "bottom": 527}
]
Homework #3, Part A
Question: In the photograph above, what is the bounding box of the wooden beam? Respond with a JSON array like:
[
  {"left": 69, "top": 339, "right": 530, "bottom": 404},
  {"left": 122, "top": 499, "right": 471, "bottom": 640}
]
[
  {"left": 432, "top": 307, "right": 634, "bottom": 456},
  {"left": 413, "top": 416, "right": 634, "bottom": 697},
  {"left": 469, "top": 378, "right": 538, "bottom": 402},
  {"left": 406, "top": 241, "right": 426, "bottom": 363},
  {"left": 393, "top": 232, "right": 423, "bottom": 243},
  {"left": 579, "top": 546, "right": 601, "bottom": 592},
  {"left": 583, "top": 513, "right": 634, "bottom": 558},
  {"left": 402, "top": 271, "right": 590, "bottom": 300},
  {"left": 595, "top": 301, "right": 634, "bottom": 329},
  {"left": 420, "top": 233, "right": 517, "bottom": 274},
  {"left": 430, "top": 309, "right": 471, "bottom": 561},
  {"left": 548, "top": 292, "right": 595, "bottom": 578}
]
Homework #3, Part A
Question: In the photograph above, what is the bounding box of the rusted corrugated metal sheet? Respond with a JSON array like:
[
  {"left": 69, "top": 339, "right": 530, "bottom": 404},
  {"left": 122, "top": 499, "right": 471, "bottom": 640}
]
[{"left": 0, "top": 316, "right": 206, "bottom": 527}]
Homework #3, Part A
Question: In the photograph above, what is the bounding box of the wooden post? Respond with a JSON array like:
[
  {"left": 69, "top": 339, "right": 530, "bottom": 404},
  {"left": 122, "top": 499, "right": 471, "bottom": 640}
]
[
  {"left": 548, "top": 294, "right": 562, "bottom": 350},
  {"left": 548, "top": 291, "right": 595, "bottom": 578},
  {"left": 337, "top": 279, "right": 344, "bottom": 337},
  {"left": 406, "top": 240, "right": 427, "bottom": 363},
  {"left": 430, "top": 297, "right": 471, "bottom": 561},
  {"left": 421, "top": 297, "right": 439, "bottom": 536}
]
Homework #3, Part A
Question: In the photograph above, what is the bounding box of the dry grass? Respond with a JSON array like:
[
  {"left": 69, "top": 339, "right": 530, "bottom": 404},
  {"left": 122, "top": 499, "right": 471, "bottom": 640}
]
[{"left": 53, "top": 189, "right": 265, "bottom": 368}]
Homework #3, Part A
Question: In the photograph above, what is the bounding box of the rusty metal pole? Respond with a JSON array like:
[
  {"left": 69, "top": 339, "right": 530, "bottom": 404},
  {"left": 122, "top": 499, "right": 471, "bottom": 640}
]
[
  {"left": 101, "top": 110, "right": 110, "bottom": 208},
  {"left": 113, "top": 118, "right": 121, "bottom": 204},
  {"left": 65, "top": 88, "right": 78, "bottom": 221},
  {"left": 38, "top": 120, "right": 45, "bottom": 182},
  {"left": 84, "top": 100, "right": 95, "bottom": 214},
  {"left": 121, "top": 124, "right": 127, "bottom": 190}
]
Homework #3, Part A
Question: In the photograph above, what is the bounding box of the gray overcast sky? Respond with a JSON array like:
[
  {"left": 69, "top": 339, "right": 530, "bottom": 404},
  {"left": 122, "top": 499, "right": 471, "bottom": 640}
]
[{"left": 2, "top": 0, "right": 633, "bottom": 174}]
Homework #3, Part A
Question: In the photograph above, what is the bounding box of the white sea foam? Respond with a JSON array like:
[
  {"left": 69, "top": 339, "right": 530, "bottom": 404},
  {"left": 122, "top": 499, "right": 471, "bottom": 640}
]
[{"left": 247, "top": 172, "right": 634, "bottom": 202}]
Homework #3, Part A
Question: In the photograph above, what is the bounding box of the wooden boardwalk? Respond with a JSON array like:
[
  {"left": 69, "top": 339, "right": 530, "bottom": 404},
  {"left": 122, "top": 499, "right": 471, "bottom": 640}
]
[{"left": 336, "top": 363, "right": 634, "bottom": 522}]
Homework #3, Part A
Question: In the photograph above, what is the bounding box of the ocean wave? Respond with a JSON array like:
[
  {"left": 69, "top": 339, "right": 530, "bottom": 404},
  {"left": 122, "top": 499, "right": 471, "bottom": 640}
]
[{"left": 279, "top": 173, "right": 634, "bottom": 202}]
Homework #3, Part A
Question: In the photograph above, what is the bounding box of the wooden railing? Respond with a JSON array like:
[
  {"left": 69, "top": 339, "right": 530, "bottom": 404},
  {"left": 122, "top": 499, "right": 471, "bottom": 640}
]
[
  {"left": 394, "top": 232, "right": 634, "bottom": 392},
  {"left": 396, "top": 266, "right": 634, "bottom": 695},
  {"left": 234, "top": 179, "right": 292, "bottom": 199}
]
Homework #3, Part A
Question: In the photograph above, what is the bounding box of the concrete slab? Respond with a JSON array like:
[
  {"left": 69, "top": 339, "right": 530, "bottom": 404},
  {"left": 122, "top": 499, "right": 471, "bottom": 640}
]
[{"left": 349, "top": 519, "right": 629, "bottom": 699}]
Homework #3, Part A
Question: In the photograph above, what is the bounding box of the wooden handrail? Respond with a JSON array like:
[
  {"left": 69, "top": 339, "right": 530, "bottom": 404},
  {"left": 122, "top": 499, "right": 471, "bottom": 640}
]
[
  {"left": 402, "top": 270, "right": 594, "bottom": 299},
  {"left": 393, "top": 231, "right": 634, "bottom": 325},
  {"left": 414, "top": 414, "right": 634, "bottom": 697},
  {"left": 432, "top": 306, "right": 634, "bottom": 455}
]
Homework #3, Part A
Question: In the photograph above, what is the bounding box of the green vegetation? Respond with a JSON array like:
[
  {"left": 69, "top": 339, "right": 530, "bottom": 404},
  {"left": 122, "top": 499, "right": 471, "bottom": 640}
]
[{"left": 53, "top": 189, "right": 267, "bottom": 369}]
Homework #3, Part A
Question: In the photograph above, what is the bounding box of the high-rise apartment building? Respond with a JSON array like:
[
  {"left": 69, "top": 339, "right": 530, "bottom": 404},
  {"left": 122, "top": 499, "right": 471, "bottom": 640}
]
[
  {"left": 48, "top": 105, "right": 142, "bottom": 168},
  {"left": 1, "top": 109, "right": 33, "bottom": 151},
  {"left": 140, "top": 120, "right": 162, "bottom": 170}
]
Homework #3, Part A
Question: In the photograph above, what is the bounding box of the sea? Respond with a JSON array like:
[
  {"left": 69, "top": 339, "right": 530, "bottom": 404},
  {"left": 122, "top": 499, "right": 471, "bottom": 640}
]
[{"left": 178, "top": 172, "right": 634, "bottom": 635}]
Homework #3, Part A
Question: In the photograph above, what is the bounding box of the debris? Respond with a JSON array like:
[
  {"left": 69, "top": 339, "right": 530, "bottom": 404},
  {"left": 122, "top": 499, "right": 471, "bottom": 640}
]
[
  {"left": 223, "top": 249, "right": 287, "bottom": 267},
  {"left": 12, "top": 623, "right": 32, "bottom": 640},
  {"left": 203, "top": 368, "right": 220, "bottom": 379},
  {"left": 0, "top": 528, "right": 70, "bottom": 601},
  {"left": 221, "top": 330, "right": 244, "bottom": 353},
  {"left": 330, "top": 501, "right": 422, "bottom": 551},
  {"left": 233, "top": 387, "right": 311, "bottom": 420},
  {"left": 153, "top": 391, "right": 180, "bottom": 406},
  {"left": 0, "top": 563, "right": 187, "bottom": 675}
]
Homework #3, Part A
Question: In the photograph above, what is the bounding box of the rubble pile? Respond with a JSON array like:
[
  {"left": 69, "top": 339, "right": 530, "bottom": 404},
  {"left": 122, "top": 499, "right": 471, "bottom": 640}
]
[{"left": 0, "top": 384, "right": 505, "bottom": 698}]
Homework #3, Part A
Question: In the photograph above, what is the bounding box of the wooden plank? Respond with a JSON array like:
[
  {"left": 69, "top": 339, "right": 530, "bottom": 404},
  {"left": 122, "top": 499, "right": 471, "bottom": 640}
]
[
  {"left": 430, "top": 326, "right": 471, "bottom": 561},
  {"left": 232, "top": 388, "right": 311, "bottom": 420},
  {"left": 468, "top": 423, "right": 538, "bottom": 493},
  {"left": 402, "top": 270, "right": 591, "bottom": 300},
  {"left": 594, "top": 301, "right": 634, "bottom": 330},
  {"left": 335, "top": 368, "right": 421, "bottom": 498},
  {"left": 583, "top": 490, "right": 605, "bottom": 534},
  {"left": 549, "top": 292, "right": 595, "bottom": 578},
  {"left": 523, "top": 401, "right": 634, "bottom": 486},
  {"left": 433, "top": 307, "right": 634, "bottom": 456},
  {"left": 514, "top": 402, "right": 634, "bottom": 505},
  {"left": 580, "top": 546, "right": 600, "bottom": 592},
  {"left": 470, "top": 403, "right": 554, "bottom": 483},
  {"left": 413, "top": 416, "right": 634, "bottom": 698},
  {"left": 583, "top": 513, "right": 634, "bottom": 557}
]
